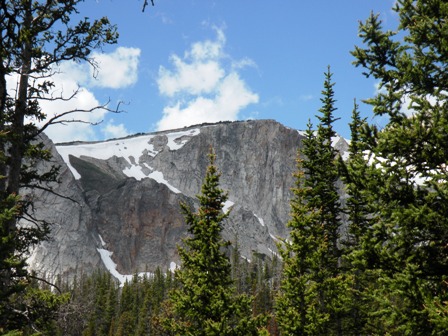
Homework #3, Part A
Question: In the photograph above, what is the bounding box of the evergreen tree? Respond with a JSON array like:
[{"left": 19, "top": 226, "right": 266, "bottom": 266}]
[
  {"left": 276, "top": 68, "right": 350, "bottom": 335},
  {"left": 338, "top": 100, "right": 380, "bottom": 334},
  {"left": 162, "top": 149, "right": 267, "bottom": 336},
  {"left": 350, "top": 0, "right": 448, "bottom": 333},
  {"left": 0, "top": 1, "right": 117, "bottom": 332},
  {"left": 314, "top": 67, "right": 342, "bottom": 275}
]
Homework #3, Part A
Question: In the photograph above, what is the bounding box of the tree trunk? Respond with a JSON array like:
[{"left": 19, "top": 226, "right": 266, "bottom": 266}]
[{"left": 7, "top": 0, "right": 32, "bottom": 202}]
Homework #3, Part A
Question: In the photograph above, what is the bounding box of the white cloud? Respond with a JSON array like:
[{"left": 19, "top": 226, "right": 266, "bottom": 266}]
[
  {"left": 156, "top": 28, "right": 258, "bottom": 131},
  {"left": 40, "top": 46, "right": 141, "bottom": 91},
  {"left": 157, "top": 72, "right": 258, "bottom": 131},
  {"left": 158, "top": 57, "right": 224, "bottom": 96},
  {"left": 188, "top": 28, "right": 225, "bottom": 60},
  {"left": 89, "top": 47, "right": 141, "bottom": 89},
  {"left": 154, "top": 12, "right": 173, "bottom": 25},
  {"left": 36, "top": 64, "right": 108, "bottom": 142},
  {"left": 299, "top": 94, "right": 314, "bottom": 101},
  {"left": 231, "top": 57, "right": 257, "bottom": 71},
  {"left": 101, "top": 119, "right": 130, "bottom": 139},
  {"left": 7, "top": 47, "right": 140, "bottom": 143}
]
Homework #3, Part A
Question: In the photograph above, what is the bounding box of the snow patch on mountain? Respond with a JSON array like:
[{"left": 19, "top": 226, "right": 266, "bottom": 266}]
[
  {"left": 97, "top": 248, "right": 125, "bottom": 284},
  {"left": 254, "top": 214, "right": 265, "bottom": 227},
  {"left": 341, "top": 151, "right": 350, "bottom": 161},
  {"left": 223, "top": 200, "right": 234, "bottom": 213},
  {"left": 147, "top": 171, "right": 181, "bottom": 193},
  {"left": 331, "top": 135, "right": 342, "bottom": 148},
  {"left": 169, "top": 261, "right": 178, "bottom": 272},
  {"left": 98, "top": 234, "right": 107, "bottom": 247},
  {"left": 122, "top": 164, "right": 147, "bottom": 180},
  {"left": 268, "top": 247, "right": 282, "bottom": 259},
  {"left": 363, "top": 150, "right": 443, "bottom": 186},
  {"left": 166, "top": 128, "right": 200, "bottom": 150},
  {"left": 121, "top": 163, "right": 181, "bottom": 192},
  {"left": 56, "top": 128, "right": 201, "bottom": 183},
  {"left": 97, "top": 244, "right": 154, "bottom": 286},
  {"left": 296, "top": 131, "right": 350, "bottom": 161},
  {"left": 269, "top": 232, "right": 280, "bottom": 242}
]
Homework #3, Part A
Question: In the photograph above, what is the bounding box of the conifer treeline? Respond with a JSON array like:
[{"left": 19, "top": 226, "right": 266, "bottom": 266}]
[{"left": 47, "top": 251, "right": 281, "bottom": 335}]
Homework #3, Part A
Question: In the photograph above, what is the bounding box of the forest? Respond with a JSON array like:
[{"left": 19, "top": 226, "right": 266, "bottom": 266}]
[{"left": 1, "top": 0, "right": 448, "bottom": 335}]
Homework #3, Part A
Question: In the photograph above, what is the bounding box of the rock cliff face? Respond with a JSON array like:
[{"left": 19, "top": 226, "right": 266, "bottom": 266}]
[{"left": 25, "top": 120, "right": 349, "bottom": 283}]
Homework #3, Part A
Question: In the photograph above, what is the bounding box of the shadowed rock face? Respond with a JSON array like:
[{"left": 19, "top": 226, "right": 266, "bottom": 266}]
[
  {"left": 24, "top": 120, "right": 348, "bottom": 282},
  {"left": 93, "top": 178, "right": 190, "bottom": 275}
]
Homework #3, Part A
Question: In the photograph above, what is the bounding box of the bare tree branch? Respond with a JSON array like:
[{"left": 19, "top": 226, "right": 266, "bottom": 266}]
[
  {"left": 28, "top": 274, "right": 63, "bottom": 294},
  {"left": 36, "top": 100, "right": 124, "bottom": 136},
  {"left": 143, "top": 0, "right": 155, "bottom": 12},
  {"left": 20, "top": 184, "right": 81, "bottom": 206}
]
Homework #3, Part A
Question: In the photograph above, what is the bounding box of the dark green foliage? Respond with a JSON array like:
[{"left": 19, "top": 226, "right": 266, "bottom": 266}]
[
  {"left": 45, "top": 253, "right": 279, "bottom": 336},
  {"left": 0, "top": 0, "right": 117, "bottom": 332},
  {"left": 338, "top": 100, "right": 380, "bottom": 334},
  {"left": 53, "top": 269, "right": 175, "bottom": 336},
  {"left": 347, "top": 0, "right": 448, "bottom": 333},
  {"left": 230, "top": 247, "right": 280, "bottom": 320},
  {"left": 162, "top": 149, "right": 268, "bottom": 335},
  {"left": 276, "top": 68, "right": 350, "bottom": 335}
]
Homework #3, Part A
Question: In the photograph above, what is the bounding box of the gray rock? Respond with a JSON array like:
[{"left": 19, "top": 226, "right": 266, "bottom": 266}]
[
  {"left": 22, "top": 135, "right": 103, "bottom": 283},
  {"left": 25, "top": 120, "right": 349, "bottom": 282}
]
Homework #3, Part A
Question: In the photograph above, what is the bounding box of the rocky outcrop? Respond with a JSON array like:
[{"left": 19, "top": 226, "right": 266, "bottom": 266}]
[
  {"left": 25, "top": 120, "right": 349, "bottom": 283},
  {"left": 23, "top": 135, "right": 103, "bottom": 282}
]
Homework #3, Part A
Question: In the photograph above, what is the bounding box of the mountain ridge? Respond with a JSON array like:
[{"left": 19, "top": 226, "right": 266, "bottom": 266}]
[{"left": 25, "top": 119, "right": 349, "bottom": 284}]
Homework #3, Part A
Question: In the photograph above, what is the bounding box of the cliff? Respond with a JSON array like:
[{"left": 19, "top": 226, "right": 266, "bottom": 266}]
[{"left": 24, "top": 119, "right": 349, "bottom": 283}]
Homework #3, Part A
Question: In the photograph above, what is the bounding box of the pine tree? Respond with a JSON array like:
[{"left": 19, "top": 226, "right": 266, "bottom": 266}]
[
  {"left": 135, "top": 280, "right": 152, "bottom": 336},
  {"left": 276, "top": 68, "right": 350, "bottom": 335},
  {"left": 162, "top": 148, "right": 267, "bottom": 336},
  {"left": 314, "top": 67, "right": 342, "bottom": 276},
  {"left": 0, "top": 1, "right": 118, "bottom": 332},
  {"left": 338, "top": 100, "right": 381, "bottom": 334},
  {"left": 350, "top": 0, "right": 448, "bottom": 333}
]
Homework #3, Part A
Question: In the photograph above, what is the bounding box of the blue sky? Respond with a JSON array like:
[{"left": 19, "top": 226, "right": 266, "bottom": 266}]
[{"left": 36, "top": 0, "right": 399, "bottom": 142}]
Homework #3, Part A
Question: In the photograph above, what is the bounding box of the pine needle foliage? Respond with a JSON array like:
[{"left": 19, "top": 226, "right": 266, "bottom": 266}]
[
  {"left": 162, "top": 148, "right": 268, "bottom": 336},
  {"left": 0, "top": 1, "right": 117, "bottom": 332},
  {"left": 349, "top": 0, "right": 448, "bottom": 333},
  {"left": 338, "top": 100, "right": 382, "bottom": 335},
  {"left": 277, "top": 68, "right": 350, "bottom": 336}
]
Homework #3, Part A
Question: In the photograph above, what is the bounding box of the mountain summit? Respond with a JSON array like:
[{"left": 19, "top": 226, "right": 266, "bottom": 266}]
[{"left": 25, "top": 119, "right": 349, "bottom": 283}]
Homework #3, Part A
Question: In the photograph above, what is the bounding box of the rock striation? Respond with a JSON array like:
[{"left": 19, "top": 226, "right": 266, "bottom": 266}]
[{"left": 24, "top": 119, "right": 349, "bottom": 283}]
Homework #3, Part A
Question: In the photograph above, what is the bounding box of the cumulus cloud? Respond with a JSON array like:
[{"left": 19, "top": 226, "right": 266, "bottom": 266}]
[
  {"left": 49, "top": 46, "right": 141, "bottom": 90},
  {"left": 101, "top": 119, "right": 130, "bottom": 139},
  {"left": 158, "top": 57, "right": 224, "bottom": 96},
  {"left": 6, "top": 47, "right": 140, "bottom": 142},
  {"left": 30, "top": 63, "right": 108, "bottom": 142},
  {"left": 157, "top": 73, "right": 258, "bottom": 130},
  {"left": 89, "top": 47, "right": 141, "bottom": 89},
  {"left": 155, "top": 28, "right": 259, "bottom": 131}
]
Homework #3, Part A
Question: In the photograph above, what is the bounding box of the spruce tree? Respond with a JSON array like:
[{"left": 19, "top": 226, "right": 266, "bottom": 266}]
[
  {"left": 350, "top": 0, "right": 448, "bottom": 333},
  {"left": 338, "top": 100, "right": 381, "bottom": 334},
  {"left": 162, "top": 149, "right": 267, "bottom": 336},
  {"left": 276, "top": 68, "right": 349, "bottom": 335}
]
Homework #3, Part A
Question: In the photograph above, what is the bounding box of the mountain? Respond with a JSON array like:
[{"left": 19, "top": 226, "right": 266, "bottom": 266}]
[{"left": 24, "top": 119, "right": 349, "bottom": 284}]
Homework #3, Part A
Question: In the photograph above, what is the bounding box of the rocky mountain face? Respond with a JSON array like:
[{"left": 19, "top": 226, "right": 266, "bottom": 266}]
[{"left": 24, "top": 119, "right": 349, "bottom": 283}]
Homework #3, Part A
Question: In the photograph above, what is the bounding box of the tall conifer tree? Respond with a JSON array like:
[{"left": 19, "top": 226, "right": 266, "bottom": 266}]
[
  {"left": 0, "top": 1, "right": 118, "bottom": 332},
  {"left": 350, "top": 0, "right": 448, "bottom": 333},
  {"left": 338, "top": 100, "right": 380, "bottom": 334},
  {"left": 162, "top": 148, "right": 267, "bottom": 336},
  {"left": 277, "top": 68, "right": 349, "bottom": 335}
]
